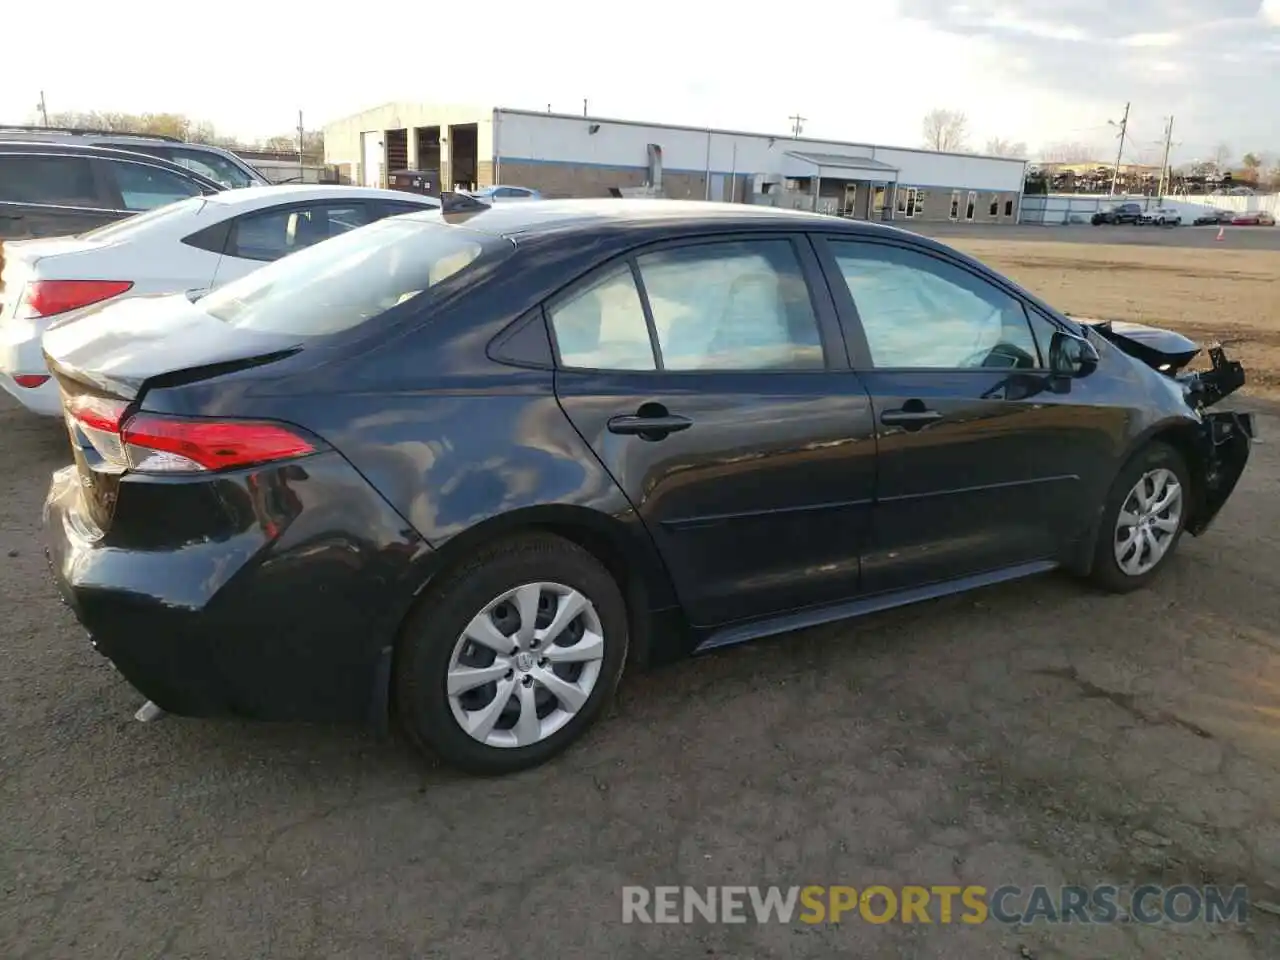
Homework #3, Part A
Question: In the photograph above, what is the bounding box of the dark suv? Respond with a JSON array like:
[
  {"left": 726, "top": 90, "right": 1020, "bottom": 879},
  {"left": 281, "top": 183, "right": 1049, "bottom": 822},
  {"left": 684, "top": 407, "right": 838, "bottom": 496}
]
[
  {"left": 1091, "top": 202, "right": 1143, "bottom": 225},
  {"left": 0, "top": 126, "right": 268, "bottom": 189},
  {"left": 0, "top": 141, "right": 223, "bottom": 245}
]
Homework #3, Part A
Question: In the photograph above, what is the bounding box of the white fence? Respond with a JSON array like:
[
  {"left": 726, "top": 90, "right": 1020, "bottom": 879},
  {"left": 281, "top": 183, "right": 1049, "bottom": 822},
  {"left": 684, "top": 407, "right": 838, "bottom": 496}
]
[{"left": 1020, "top": 192, "right": 1278, "bottom": 225}]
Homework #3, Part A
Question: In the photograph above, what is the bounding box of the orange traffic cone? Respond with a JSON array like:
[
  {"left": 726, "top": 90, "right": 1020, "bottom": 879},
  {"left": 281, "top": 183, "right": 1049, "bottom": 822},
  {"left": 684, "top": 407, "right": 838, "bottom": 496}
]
[{"left": 1216, "top": 226, "right": 1225, "bottom": 241}]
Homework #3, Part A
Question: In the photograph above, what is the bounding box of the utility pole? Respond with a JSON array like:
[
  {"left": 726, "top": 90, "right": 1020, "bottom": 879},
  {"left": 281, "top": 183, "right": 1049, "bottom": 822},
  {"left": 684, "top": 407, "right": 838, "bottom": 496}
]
[
  {"left": 1109, "top": 102, "right": 1130, "bottom": 196},
  {"left": 1156, "top": 115, "right": 1174, "bottom": 198},
  {"left": 583, "top": 99, "right": 588, "bottom": 117},
  {"left": 297, "top": 109, "right": 305, "bottom": 183},
  {"left": 789, "top": 113, "right": 806, "bottom": 138},
  {"left": 36, "top": 91, "right": 49, "bottom": 126}
]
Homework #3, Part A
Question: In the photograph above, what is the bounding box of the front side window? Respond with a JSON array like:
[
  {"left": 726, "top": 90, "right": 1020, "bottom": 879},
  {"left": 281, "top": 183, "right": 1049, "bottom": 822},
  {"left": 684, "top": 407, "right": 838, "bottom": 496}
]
[
  {"left": 198, "top": 216, "right": 490, "bottom": 336},
  {"left": 0, "top": 156, "right": 101, "bottom": 207},
  {"left": 829, "top": 241, "right": 1040, "bottom": 370},
  {"left": 231, "top": 203, "right": 372, "bottom": 261},
  {"left": 108, "top": 161, "right": 204, "bottom": 211},
  {"left": 636, "top": 240, "right": 823, "bottom": 371}
]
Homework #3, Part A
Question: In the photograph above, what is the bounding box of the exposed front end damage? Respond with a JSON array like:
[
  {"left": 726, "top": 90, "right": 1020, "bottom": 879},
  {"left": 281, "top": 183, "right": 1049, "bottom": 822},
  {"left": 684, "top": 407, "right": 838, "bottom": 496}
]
[
  {"left": 1188, "top": 406, "right": 1254, "bottom": 534},
  {"left": 1081, "top": 319, "right": 1255, "bottom": 536}
]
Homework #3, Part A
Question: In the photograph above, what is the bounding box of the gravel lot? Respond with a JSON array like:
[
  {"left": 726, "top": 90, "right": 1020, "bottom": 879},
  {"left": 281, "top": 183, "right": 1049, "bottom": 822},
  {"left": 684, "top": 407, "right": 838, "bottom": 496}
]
[
  {"left": 914, "top": 222, "right": 1280, "bottom": 252},
  {"left": 4, "top": 230, "right": 1280, "bottom": 958},
  {"left": 925, "top": 226, "right": 1280, "bottom": 396}
]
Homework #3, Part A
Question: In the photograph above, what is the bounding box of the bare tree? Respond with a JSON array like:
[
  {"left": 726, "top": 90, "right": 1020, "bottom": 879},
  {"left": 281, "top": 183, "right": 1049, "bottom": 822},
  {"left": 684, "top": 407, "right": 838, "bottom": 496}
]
[
  {"left": 1211, "top": 143, "right": 1233, "bottom": 172},
  {"left": 984, "top": 138, "right": 1028, "bottom": 159},
  {"left": 922, "top": 109, "right": 969, "bottom": 152},
  {"left": 37, "top": 108, "right": 318, "bottom": 156},
  {"left": 1038, "top": 141, "right": 1100, "bottom": 164}
]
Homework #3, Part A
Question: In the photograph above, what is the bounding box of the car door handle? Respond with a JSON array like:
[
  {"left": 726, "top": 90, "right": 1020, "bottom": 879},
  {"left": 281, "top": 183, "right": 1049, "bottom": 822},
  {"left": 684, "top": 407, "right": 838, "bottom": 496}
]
[
  {"left": 880, "top": 408, "right": 943, "bottom": 427},
  {"left": 607, "top": 413, "right": 693, "bottom": 439}
]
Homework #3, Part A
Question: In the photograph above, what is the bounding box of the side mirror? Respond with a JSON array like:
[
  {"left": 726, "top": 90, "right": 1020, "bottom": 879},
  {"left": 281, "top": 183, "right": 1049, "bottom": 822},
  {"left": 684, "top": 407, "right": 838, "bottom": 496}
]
[{"left": 1049, "top": 331, "right": 1100, "bottom": 378}]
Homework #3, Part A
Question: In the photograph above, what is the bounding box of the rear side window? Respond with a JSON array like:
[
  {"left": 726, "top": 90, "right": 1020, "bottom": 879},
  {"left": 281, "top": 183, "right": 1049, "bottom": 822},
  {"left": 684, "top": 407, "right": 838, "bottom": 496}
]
[
  {"left": 547, "top": 239, "right": 824, "bottom": 372},
  {"left": 230, "top": 203, "right": 372, "bottom": 261},
  {"left": 380, "top": 200, "right": 438, "bottom": 217},
  {"left": 548, "top": 264, "right": 655, "bottom": 370},
  {"left": 106, "top": 161, "right": 204, "bottom": 211},
  {"left": 0, "top": 156, "right": 101, "bottom": 207},
  {"left": 636, "top": 240, "right": 822, "bottom": 370},
  {"left": 199, "top": 216, "right": 491, "bottom": 336}
]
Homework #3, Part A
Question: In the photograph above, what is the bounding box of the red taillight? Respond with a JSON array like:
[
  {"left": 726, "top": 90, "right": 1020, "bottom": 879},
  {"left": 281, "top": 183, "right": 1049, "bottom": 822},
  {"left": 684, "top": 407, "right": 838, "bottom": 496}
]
[
  {"left": 13, "top": 374, "right": 50, "bottom": 388},
  {"left": 121, "top": 415, "right": 316, "bottom": 473},
  {"left": 18, "top": 280, "right": 134, "bottom": 318},
  {"left": 66, "top": 395, "right": 131, "bottom": 471},
  {"left": 64, "top": 396, "right": 315, "bottom": 474},
  {"left": 67, "top": 394, "right": 128, "bottom": 432}
]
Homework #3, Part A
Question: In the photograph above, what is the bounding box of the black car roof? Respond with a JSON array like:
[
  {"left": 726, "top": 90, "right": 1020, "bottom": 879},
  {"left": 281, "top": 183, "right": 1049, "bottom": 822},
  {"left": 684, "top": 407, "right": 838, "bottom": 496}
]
[
  {"left": 426, "top": 197, "right": 920, "bottom": 243},
  {"left": 0, "top": 140, "right": 225, "bottom": 192}
]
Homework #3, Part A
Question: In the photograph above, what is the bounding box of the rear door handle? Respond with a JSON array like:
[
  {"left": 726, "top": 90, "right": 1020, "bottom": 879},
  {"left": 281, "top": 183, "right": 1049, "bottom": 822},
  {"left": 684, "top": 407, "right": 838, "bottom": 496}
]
[{"left": 607, "top": 413, "right": 693, "bottom": 439}]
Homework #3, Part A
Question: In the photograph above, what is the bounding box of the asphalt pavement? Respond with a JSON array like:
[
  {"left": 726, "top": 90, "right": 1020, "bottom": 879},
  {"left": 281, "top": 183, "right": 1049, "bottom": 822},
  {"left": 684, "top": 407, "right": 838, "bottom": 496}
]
[{"left": 3, "top": 392, "right": 1280, "bottom": 959}]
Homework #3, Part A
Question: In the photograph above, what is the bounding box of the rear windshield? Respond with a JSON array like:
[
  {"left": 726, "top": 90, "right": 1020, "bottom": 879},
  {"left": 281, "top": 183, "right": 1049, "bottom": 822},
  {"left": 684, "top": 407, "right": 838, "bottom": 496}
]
[
  {"left": 78, "top": 196, "right": 207, "bottom": 241},
  {"left": 198, "top": 216, "right": 492, "bottom": 336}
]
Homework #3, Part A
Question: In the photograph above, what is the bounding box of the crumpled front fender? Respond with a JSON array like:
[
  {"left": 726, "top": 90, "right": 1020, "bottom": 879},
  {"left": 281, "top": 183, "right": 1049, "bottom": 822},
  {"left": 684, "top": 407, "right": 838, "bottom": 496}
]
[{"left": 1187, "top": 410, "right": 1254, "bottom": 536}]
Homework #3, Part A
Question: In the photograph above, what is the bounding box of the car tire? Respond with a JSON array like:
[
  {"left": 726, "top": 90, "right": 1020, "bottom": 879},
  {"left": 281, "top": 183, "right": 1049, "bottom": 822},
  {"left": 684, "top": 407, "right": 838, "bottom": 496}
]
[
  {"left": 394, "top": 533, "right": 628, "bottom": 775},
  {"left": 1088, "top": 442, "right": 1191, "bottom": 594}
]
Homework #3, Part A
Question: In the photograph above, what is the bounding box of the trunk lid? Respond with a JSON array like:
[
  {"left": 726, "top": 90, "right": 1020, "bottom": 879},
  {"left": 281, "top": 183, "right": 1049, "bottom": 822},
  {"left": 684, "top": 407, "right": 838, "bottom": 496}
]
[
  {"left": 42, "top": 293, "right": 303, "bottom": 400},
  {"left": 44, "top": 294, "right": 304, "bottom": 532},
  {"left": 2, "top": 237, "right": 117, "bottom": 320}
]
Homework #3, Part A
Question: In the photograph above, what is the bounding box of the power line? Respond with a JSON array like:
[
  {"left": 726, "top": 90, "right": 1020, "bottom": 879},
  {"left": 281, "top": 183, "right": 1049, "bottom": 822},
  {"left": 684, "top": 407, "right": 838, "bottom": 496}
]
[
  {"left": 1108, "top": 102, "right": 1130, "bottom": 196},
  {"left": 1156, "top": 116, "right": 1180, "bottom": 197}
]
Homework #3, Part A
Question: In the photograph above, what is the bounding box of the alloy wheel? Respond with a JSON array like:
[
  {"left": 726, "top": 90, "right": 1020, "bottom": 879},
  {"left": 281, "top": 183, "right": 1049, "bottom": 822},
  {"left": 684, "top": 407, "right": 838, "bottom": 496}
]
[
  {"left": 1113, "top": 467, "right": 1183, "bottom": 576},
  {"left": 445, "top": 582, "right": 605, "bottom": 748}
]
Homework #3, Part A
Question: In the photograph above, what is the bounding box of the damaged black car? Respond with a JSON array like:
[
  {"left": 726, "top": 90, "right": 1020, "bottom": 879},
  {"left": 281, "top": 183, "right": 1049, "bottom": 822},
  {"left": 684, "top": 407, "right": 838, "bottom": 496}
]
[{"left": 42, "top": 201, "right": 1254, "bottom": 773}]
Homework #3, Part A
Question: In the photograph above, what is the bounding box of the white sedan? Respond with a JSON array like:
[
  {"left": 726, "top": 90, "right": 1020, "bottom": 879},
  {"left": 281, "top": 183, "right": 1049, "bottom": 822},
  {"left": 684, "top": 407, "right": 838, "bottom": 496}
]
[{"left": 0, "top": 185, "right": 440, "bottom": 415}]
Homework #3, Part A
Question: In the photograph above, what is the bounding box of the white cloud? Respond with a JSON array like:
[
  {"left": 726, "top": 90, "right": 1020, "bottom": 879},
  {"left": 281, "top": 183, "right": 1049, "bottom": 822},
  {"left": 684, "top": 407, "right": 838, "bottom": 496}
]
[
  {"left": 0, "top": 0, "right": 1275, "bottom": 161},
  {"left": 1120, "top": 31, "right": 1181, "bottom": 47},
  {"left": 979, "top": 13, "right": 1089, "bottom": 40}
]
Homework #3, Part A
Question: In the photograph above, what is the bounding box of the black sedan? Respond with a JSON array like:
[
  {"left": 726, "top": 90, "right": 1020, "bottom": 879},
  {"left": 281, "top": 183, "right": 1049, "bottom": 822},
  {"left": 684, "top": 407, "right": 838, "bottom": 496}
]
[{"left": 42, "top": 200, "right": 1253, "bottom": 774}]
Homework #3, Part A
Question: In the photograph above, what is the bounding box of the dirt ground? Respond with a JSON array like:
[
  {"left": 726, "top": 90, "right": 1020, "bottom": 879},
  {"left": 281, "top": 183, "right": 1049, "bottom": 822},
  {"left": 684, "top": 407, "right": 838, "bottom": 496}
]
[
  {"left": 944, "top": 236, "right": 1280, "bottom": 393},
  {"left": 4, "top": 231, "right": 1280, "bottom": 959}
]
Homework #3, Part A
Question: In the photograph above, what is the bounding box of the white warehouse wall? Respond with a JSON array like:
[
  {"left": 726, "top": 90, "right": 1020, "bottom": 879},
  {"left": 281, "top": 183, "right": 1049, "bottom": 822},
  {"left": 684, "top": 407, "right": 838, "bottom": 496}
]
[{"left": 494, "top": 109, "right": 1025, "bottom": 192}]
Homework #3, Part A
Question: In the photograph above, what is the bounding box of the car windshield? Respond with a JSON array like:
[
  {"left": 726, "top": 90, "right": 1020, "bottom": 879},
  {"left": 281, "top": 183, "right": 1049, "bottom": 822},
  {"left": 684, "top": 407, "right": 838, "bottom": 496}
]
[
  {"left": 169, "top": 148, "right": 258, "bottom": 188},
  {"left": 198, "top": 216, "right": 492, "bottom": 336},
  {"left": 77, "top": 196, "right": 207, "bottom": 240}
]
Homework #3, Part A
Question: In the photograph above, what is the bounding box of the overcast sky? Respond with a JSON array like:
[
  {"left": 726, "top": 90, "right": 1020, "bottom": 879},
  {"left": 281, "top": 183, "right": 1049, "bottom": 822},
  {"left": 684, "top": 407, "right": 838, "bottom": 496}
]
[{"left": 3, "top": 0, "right": 1277, "bottom": 165}]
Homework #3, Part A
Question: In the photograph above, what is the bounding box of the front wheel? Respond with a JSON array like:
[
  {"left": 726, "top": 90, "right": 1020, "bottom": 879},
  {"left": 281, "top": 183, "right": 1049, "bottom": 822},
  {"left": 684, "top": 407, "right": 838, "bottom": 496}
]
[
  {"left": 1089, "top": 442, "right": 1190, "bottom": 593},
  {"left": 395, "top": 534, "right": 629, "bottom": 774}
]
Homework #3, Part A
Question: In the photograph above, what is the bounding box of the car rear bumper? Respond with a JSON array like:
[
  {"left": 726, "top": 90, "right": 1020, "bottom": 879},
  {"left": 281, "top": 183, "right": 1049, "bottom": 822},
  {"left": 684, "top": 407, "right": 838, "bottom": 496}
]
[
  {"left": 0, "top": 313, "right": 59, "bottom": 414},
  {"left": 44, "top": 451, "right": 433, "bottom": 722},
  {"left": 0, "top": 370, "right": 60, "bottom": 415}
]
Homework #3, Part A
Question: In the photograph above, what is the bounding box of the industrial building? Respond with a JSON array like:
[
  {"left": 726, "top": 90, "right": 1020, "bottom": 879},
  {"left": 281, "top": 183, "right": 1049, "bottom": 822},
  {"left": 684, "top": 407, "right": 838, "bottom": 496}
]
[{"left": 323, "top": 102, "right": 1028, "bottom": 224}]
